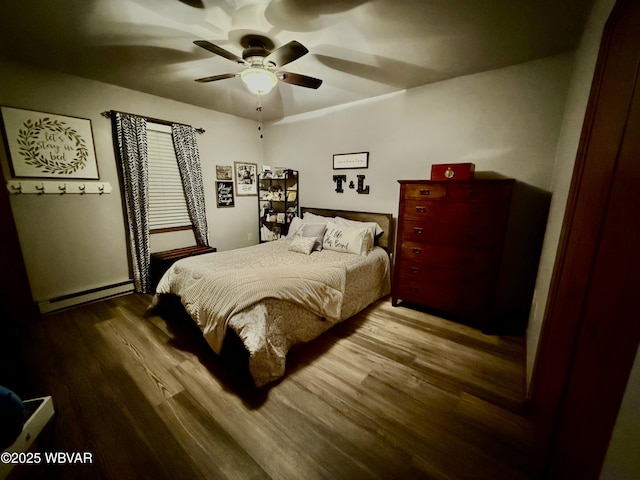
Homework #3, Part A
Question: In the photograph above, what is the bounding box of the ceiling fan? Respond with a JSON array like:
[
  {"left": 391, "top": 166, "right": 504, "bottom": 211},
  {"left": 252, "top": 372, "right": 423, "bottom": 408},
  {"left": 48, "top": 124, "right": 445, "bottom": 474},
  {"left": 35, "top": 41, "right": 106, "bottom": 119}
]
[{"left": 193, "top": 34, "right": 323, "bottom": 95}]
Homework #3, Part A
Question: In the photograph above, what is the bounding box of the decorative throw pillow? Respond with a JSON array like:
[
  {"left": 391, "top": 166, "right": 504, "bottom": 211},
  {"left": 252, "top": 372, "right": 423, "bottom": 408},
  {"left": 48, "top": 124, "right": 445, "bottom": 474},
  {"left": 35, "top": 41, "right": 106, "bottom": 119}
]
[
  {"left": 332, "top": 216, "right": 384, "bottom": 240},
  {"left": 288, "top": 236, "right": 316, "bottom": 255},
  {"left": 322, "top": 221, "right": 373, "bottom": 256},
  {"left": 302, "top": 223, "right": 327, "bottom": 251}
]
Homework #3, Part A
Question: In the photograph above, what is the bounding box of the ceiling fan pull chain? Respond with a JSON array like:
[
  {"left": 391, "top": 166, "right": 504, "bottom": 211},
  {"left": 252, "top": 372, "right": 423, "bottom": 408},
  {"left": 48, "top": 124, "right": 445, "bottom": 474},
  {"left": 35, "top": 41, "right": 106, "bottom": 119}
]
[{"left": 256, "top": 94, "right": 264, "bottom": 139}]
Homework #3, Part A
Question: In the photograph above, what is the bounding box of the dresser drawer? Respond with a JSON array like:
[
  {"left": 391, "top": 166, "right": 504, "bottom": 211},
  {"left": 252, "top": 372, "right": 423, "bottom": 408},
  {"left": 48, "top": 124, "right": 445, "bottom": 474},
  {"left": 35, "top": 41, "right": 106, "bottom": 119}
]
[
  {"left": 404, "top": 184, "right": 447, "bottom": 200},
  {"left": 397, "top": 260, "right": 488, "bottom": 288},
  {"left": 403, "top": 199, "right": 442, "bottom": 221},
  {"left": 396, "top": 280, "right": 490, "bottom": 320},
  {"left": 447, "top": 184, "right": 502, "bottom": 202},
  {"left": 402, "top": 220, "right": 494, "bottom": 248},
  {"left": 399, "top": 241, "right": 492, "bottom": 270},
  {"left": 403, "top": 199, "right": 497, "bottom": 226}
]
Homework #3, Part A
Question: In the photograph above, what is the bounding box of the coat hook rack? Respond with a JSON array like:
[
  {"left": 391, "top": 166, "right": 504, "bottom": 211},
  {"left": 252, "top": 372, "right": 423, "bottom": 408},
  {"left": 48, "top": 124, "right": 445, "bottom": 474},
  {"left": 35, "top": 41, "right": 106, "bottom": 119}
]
[{"left": 6, "top": 180, "right": 112, "bottom": 195}]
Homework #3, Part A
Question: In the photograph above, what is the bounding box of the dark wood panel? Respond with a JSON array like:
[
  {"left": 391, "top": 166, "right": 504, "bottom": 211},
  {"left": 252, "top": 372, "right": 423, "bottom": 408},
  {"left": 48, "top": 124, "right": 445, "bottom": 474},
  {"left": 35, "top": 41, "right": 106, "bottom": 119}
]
[
  {"left": 532, "top": 0, "right": 640, "bottom": 477},
  {"left": 0, "top": 165, "right": 37, "bottom": 398},
  {"left": 18, "top": 293, "right": 534, "bottom": 480}
]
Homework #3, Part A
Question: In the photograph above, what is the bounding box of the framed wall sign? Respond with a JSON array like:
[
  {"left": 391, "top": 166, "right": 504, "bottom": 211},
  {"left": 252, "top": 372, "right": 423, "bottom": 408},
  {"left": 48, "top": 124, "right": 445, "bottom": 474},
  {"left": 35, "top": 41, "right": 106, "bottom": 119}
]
[
  {"left": 234, "top": 161, "right": 258, "bottom": 196},
  {"left": 1, "top": 106, "right": 99, "bottom": 179},
  {"left": 333, "top": 152, "right": 369, "bottom": 170},
  {"left": 216, "top": 181, "right": 234, "bottom": 207}
]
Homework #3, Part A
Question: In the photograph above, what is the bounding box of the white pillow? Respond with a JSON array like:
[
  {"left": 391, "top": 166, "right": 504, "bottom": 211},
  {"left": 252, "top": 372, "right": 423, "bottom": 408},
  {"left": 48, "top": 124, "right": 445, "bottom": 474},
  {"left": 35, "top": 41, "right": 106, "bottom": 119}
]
[
  {"left": 288, "top": 236, "right": 316, "bottom": 255},
  {"left": 286, "top": 216, "right": 305, "bottom": 238},
  {"left": 302, "top": 212, "right": 330, "bottom": 224},
  {"left": 322, "top": 221, "right": 373, "bottom": 256},
  {"left": 332, "top": 216, "right": 384, "bottom": 240}
]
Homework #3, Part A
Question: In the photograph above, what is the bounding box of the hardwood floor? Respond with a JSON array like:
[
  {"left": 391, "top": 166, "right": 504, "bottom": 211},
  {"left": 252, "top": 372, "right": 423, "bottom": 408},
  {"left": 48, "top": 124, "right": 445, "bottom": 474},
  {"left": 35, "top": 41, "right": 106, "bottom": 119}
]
[{"left": 16, "top": 293, "right": 535, "bottom": 479}]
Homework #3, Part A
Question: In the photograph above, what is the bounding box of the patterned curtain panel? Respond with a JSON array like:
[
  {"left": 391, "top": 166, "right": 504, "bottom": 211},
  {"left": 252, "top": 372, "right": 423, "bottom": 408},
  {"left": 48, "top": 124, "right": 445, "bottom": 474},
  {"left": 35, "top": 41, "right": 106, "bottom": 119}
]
[
  {"left": 113, "top": 113, "right": 151, "bottom": 293},
  {"left": 171, "top": 124, "right": 210, "bottom": 246}
]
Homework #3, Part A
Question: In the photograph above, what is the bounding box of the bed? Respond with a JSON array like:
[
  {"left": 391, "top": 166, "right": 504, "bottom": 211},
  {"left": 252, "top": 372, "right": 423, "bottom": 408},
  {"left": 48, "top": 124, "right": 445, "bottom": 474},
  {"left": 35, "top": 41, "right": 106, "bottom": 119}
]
[{"left": 152, "top": 207, "right": 394, "bottom": 387}]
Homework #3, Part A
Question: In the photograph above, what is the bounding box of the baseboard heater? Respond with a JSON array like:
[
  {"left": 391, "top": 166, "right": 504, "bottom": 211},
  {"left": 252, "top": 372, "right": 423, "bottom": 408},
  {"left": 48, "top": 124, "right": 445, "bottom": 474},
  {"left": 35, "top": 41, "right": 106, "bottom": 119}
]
[{"left": 38, "top": 280, "right": 134, "bottom": 314}]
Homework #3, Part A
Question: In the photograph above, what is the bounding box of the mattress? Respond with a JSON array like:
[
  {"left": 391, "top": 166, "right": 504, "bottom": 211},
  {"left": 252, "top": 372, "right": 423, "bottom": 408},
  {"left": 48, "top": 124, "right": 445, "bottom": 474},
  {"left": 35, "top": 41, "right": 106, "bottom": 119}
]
[{"left": 154, "top": 238, "right": 390, "bottom": 386}]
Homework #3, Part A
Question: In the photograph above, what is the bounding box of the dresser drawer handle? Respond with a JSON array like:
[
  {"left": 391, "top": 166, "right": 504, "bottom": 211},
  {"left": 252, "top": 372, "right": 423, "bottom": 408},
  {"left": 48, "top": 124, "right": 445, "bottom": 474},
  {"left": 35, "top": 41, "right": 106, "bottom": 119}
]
[
  {"left": 419, "top": 189, "right": 430, "bottom": 195},
  {"left": 413, "top": 227, "right": 424, "bottom": 234},
  {"left": 412, "top": 248, "right": 423, "bottom": 255},
  {"left": 409, "top": 267, "right": 420, "bottom": 275},
  {"left": 415, "top": 206, "right": 426, "bottom": 213}
]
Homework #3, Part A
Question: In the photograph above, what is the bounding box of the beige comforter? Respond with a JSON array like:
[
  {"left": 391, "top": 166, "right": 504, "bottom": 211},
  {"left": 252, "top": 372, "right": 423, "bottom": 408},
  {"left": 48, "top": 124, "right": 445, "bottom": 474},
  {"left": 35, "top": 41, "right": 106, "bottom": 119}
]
[{"left": 154, "top": 239, "right": 390, "bottom": 386}]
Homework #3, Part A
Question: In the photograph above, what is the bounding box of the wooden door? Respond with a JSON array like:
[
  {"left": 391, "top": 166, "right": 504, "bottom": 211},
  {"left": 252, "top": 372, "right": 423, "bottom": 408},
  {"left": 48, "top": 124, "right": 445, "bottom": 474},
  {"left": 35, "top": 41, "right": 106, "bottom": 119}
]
[
  {"left": 531, "top": 0, "right": 640, "bottom": 477},
  {"left": 0, "top": 166, "right": 38, "bottom": 396}
]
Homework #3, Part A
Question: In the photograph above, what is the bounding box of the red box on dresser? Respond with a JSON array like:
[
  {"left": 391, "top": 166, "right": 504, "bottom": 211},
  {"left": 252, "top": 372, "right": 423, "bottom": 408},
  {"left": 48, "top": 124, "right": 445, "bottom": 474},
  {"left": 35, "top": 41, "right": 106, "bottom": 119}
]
[{"left": 430, "top": 162, "right": 475, "bottom": 180}]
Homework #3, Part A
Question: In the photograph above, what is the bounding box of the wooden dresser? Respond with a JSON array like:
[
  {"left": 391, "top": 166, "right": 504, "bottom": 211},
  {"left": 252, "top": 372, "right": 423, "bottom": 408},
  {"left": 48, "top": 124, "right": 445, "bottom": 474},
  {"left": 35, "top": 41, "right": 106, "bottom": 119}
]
[{"left": 393, "top": 176, "right": 525, "bottom": 332}]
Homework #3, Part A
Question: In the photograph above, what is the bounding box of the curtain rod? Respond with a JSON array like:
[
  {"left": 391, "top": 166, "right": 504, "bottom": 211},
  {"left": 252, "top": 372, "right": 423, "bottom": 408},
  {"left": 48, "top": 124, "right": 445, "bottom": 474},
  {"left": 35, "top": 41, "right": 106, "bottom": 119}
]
[{"left": 101, "top": 110, "right": 205, "bottom": 134}]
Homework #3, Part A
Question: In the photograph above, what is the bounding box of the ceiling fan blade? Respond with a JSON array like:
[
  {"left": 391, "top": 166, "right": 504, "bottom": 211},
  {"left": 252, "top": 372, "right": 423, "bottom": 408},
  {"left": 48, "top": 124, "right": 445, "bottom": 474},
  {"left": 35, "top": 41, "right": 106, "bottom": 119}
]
[
  {"left": 194, "top": 40, "right": 245, "bottom": 64},
  {"left": 264, "top": 41, "right": 308, "bottom": 67},
  {"left": 194, "top": 73, "right": 238, "bottom": 83},
  {"left": 278, "top": 72, "right": 322, "bottom": 89}
]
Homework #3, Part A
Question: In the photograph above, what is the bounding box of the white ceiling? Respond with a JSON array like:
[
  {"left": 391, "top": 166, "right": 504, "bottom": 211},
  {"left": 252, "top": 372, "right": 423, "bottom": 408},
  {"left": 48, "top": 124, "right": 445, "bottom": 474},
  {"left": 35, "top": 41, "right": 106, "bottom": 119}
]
[{"left": 0, "top": 0, "right": 594, "bottom": 122}]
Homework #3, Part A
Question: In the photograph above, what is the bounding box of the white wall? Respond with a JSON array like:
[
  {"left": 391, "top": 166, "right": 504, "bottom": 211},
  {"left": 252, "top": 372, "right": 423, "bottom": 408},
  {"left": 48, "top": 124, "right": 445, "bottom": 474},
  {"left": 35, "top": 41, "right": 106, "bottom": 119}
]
[
  {"left": 265, "top": 54, "right": 573, "bottom": 218},
  {"left": 0, "top": 58, "right": 261, "bottom": 303}
]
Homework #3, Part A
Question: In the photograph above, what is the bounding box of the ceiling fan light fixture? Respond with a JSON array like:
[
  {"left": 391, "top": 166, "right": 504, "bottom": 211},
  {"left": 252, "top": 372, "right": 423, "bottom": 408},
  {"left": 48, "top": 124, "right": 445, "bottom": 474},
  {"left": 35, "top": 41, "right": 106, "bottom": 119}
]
[{"left": 240, "top": 68, "right": 278, "bottom": 95}]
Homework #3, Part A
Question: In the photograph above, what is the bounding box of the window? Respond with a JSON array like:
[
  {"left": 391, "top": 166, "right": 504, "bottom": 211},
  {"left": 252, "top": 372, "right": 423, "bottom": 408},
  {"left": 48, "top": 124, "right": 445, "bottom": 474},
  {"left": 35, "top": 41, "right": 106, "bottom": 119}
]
[{"left": 147, "top": 123, "right": 191, "bottom": 233}]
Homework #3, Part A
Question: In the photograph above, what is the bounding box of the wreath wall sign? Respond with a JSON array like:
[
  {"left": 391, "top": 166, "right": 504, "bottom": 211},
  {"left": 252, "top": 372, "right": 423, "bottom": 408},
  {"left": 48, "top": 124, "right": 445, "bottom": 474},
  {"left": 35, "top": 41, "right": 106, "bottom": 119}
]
[{"left": 1, "top": 107, "right": 99, "bottom": 179}]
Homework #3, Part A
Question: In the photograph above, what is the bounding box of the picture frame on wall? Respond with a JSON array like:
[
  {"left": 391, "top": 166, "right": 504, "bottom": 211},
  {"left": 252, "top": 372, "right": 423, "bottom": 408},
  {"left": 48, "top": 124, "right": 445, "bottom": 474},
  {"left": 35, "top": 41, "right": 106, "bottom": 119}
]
[
  {"left": 234, "top": 161, "right": 258, "bottom": 196},
  {"left": 1, "top": 106, "right": 100, "bottom": 179},
  {"left": 333, "top": 152, "right": 369, "bottom": 170},
  {"left": 216, "top": 165, "right": 233, "bottom": 180},
  {"left": 216, "top": 181, "right": 234, "bottom": 208}
]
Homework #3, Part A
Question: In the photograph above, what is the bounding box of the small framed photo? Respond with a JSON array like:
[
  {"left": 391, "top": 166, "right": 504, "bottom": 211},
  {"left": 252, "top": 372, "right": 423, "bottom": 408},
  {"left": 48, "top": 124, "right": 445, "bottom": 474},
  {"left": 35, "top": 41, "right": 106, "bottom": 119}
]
[
  {"left": 216, "top": 165, "right": 233, "bottom": 180},
  {"left": 234, "top": 161, "right": 258, "bottom": 196},
  {"left": 333, "top": 152, "right": 369, "bottom": 170}
]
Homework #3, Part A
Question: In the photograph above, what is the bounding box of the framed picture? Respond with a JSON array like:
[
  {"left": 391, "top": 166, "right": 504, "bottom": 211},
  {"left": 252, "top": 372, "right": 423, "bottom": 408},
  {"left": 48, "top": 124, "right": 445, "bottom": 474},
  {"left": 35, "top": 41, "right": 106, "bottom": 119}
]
[
  {"left": 216, "top": 181, "right": 234, "bottom": 208},
  {"left": 234, "top": 161, "right": 258, "bottom": 196},
  {"left": 333, "top": 152, "right": 369, "bottom": 170},
  {"left": 1, "top": 106, "right": 99, "bottom": 179},
  {"left": 216, "top": 165, "right": 233, "bottom": 180}
]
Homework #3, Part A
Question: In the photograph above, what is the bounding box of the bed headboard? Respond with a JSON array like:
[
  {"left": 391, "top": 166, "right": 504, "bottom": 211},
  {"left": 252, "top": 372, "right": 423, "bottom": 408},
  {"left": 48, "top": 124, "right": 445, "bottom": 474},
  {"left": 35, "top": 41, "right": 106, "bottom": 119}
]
[{"left": 300, "top": 207, "right": 395, "bottom": 254}]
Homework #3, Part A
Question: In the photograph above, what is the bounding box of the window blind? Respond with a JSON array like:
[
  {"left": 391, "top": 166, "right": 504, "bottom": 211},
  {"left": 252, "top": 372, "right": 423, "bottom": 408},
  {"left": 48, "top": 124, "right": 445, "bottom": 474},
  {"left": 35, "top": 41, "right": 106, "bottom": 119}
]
[{"left": 147, "top": 124, "right": 191, "bottom": 231}]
